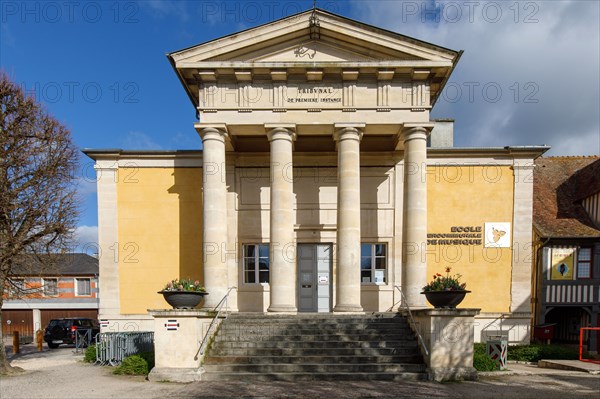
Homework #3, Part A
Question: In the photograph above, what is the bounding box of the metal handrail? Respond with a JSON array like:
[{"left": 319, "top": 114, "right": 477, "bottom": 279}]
[
  {"left": 394, "top": 285, "right": 429, "bottom": 357},
  {"left": 194, "top": 286, "right": 237, "bottom": 361}
]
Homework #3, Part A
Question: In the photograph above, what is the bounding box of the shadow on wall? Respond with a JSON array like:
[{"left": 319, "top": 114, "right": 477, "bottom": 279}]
[
  {"left": 556, "top": 159, "right": 600, "bottom": 228},
  {"left": 168, "top": 167, "right": 203, "bottom": 286}
]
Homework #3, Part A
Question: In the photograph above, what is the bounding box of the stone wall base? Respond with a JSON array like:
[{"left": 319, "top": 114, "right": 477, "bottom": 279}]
[
  {"left": 412, "top": 308, "right": 482, "bottom": 382},
  {"left": 428, "top": 366, "right": 478, "bottom": 382},
  {"left": 148, "top": 367, "right": 204, "bottom": 383}
]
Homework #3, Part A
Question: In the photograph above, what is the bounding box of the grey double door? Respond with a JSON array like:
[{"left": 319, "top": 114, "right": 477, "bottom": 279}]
[{"left": 297, "top": 244, "right": 332, "bottom": 312}]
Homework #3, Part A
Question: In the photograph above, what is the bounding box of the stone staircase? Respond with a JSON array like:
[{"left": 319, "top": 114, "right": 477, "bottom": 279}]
[{"left": 202, "top": 313, "right": 427, "bottom": 381}]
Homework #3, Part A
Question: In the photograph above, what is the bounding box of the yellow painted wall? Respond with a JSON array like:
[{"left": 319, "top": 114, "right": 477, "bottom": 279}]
[
  {"left": 117, "top": 168, "right": 202, "bottom": 314},
  {"left": 427, "top": 165, "right": 514, "bottom": 312}
]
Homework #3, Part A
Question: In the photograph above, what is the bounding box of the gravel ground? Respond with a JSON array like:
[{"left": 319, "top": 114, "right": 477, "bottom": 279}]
[{"left": 1, "top": 345, "right": 599, "bottom": 398}]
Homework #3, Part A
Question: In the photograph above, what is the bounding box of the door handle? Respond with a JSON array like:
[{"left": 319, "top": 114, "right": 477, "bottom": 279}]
[{"left": 302, "top": 284, "right": 312, "bottom": 288}]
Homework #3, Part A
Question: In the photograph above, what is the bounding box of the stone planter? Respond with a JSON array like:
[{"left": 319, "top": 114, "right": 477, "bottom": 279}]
[
  {"left": 158, "top": 291, "right": 208, "bottom": 309},
  {"left": 422, "top": 290, "right": 470, "bottom": 309}
]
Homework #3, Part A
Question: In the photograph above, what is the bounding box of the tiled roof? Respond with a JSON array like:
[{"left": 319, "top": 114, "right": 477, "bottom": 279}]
[
  {"left": 533, "top": 156, "right": 600, "bottom": 238},
  {"left": 10, "top": 253, "right": 99, "bottom": 276}
]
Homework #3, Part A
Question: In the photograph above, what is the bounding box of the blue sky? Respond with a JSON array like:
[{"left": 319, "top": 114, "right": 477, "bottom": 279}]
[{"left": 1, "top": 1, "right": 599, "bottom": 249}]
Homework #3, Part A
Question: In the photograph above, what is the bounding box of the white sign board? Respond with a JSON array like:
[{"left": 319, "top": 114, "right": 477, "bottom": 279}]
[{"left": 484, "top": 222, "right": 511, "bottom": 248}]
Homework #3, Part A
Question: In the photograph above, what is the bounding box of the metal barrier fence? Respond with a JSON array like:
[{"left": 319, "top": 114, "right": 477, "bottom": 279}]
[
  {"left": 95, "top": 332, "right": 154, "bottom": 366},
  {"left": 74, "top": 329, "right": 93, "bottom": 353}
]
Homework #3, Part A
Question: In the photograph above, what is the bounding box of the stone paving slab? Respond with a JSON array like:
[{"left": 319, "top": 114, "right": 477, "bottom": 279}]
[
  {"left": 538, "top": 359, "right": 600, "bottom": 374},
  {"left": 3, "top": 345, "right": 599, "bottom": 399}
]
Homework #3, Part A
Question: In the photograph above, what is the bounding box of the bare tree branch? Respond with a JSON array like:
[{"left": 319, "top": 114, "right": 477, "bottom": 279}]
[{"left": 0, "top": 71, "right": 80, "bottom": 373}]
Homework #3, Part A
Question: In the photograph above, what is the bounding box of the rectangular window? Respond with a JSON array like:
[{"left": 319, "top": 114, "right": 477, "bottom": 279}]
[
  {"left": 361, "top": 243, "right": 387, "bottom": 284},
  {"left": 577, "top": 248, "right": 592, "bottom": 279},
  {"left": 76, "top": 278, "right": 91, "bottom": 296},
  {"left": 43, "top": 278, "right": 58, "bottom": 296},
  {"left": 8, "top": 278, "right": 25, "bottom": 297},
  {"left": 243, "top": 244, "right": 270, "bottom": 284}
]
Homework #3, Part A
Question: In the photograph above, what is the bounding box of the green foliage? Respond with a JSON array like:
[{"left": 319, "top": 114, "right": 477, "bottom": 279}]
[
  {"left": 83, "top": 344, "right": 97, "bottom": 363},
  {"left": 138, "top": 351, "right": 155, "bottom": 370},
  {"left": 162, "top": 277, "right": 205, "bottom": 292},
  {"left": 113, "top": 352, "right": 154, "bottom": 376},
  {"left": 507, "top": 344, "right": 580, "bottom": 362},
  {"left": 422, "top": 267, "right": 467, "bottom": 292},
  {"left": 473, "top": 343, "right": 498, "bottom": 371}
]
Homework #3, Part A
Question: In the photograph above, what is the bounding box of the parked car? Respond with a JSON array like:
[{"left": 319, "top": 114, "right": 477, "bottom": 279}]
[{"left": 44, "top": 318, "right": 100, "bottom": 348}]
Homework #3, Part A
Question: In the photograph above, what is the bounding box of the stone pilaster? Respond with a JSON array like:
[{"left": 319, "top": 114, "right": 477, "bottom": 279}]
[
  {"left": 333, "top": 123, "right": 365, "bottom": 312},
  {"left": 401, "top": 124, "right": 433, "bottom": 307},
  {"left": 511, "top": 161, "right": 535, "bottom": 313},
  {"left": 266, "top": 124, "right": 297, "bottom": 313},
  {"left": 95, "top": 160, "right": 120, "bottom": 320},
  {"left": 197, "top": 125, "right": 229, "bottom": 309}
]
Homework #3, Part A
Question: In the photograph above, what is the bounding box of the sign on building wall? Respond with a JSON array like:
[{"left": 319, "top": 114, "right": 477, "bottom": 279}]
[
  {"left": 551, "top": 248, "right": 575, "bottom": 280},
  {"left": 484, "top": 223, "right": 511, "bottom": 248}
]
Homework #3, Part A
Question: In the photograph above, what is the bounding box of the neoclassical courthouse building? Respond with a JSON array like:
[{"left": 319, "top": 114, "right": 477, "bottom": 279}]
[{"left": 86, "top": 9, "right": 548, "bottom": 343}]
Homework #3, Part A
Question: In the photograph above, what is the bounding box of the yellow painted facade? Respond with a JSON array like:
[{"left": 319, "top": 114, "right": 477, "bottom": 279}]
[
  {"left": 117, "top": 168, "right": 203, "bottom": 314},
  {"left": 427, "top": 165, "right": 514, "bottom": 312},
  {"left": 114, "top": 164, "right": 517, "bottom": 314}
]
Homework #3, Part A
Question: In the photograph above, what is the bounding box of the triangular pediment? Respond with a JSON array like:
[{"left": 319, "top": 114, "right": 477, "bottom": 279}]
[
  {"left": 168, "top": 9, "right": 461, "bottom": 110},
  {"left": 246, "top": 40, "right": 380, "bottom": 63},
  {"left": 170, "top": 9, "right": 458, "bottom": 64}
]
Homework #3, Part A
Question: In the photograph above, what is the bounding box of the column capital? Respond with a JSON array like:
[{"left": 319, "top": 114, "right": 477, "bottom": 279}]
[
  {"left": 265, "top": 124, "right": 297, "bottom": 142},
  {"left": 333, "top": 123, "right": 365, "bottom": 142},
  {"left": 195, "top": 123, "right": 228, "bottom": 142},
  {"left": 401, "top": 123, "right": 434, "bottom": 142}
]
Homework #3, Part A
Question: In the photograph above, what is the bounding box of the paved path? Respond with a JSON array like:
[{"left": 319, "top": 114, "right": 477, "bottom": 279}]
[{"left": 1, "top": 345, "right": 599, "bottom": 398}]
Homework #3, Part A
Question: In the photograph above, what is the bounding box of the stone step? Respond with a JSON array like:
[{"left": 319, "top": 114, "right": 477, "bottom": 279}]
[
  {"left": 218, "top": 325, "right": 412, "bottom": 334},
  {"left": 204, "top": 354, "right": 424, "bottom": 365},
  {"left": 228, "top": 312, "right": 401, "bottom": 319},
  {"left": 201, "top": 371, "right": 429, "bottom": 382},
  {"left": 210, "top": 340, "right": 418, "bottom": 349},
  {"left": 203, "top": 313, "right": 426, "bottom": 382},
  {"left": 208, "top": 347, "right": 419, "bottom": 357},
  {"left": 213, "top": 333, "right": 414, "bottom": 342},
  {"left": 225, "top": 319, "right": 409, "bottom": 326},
  {"left": 203, "top": 363, "right": 426, "bottom": 374}
]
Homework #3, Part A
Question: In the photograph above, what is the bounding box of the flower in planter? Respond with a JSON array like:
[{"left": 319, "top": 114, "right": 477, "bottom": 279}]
[
  {"left": 422, "top": 267, "right": 467, "bottom": 292},
  {"left": 161, "top": 277, "right": 206, "bottom": 293}
]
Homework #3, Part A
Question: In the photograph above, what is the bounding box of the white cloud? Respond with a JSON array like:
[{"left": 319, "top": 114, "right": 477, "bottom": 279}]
[
  {"left": 350, "top": 0, "right": 600, "bottom": 155},
  {"left": 70, "top": 225, "right": 99, "bottom": 254},
  {"left": 120, "top": 131, "right": 163, "bottom": 150},
  {"left": 76, "top": 175, "right": 97, "bottom": 197},
  {"left": 169, "top": 131, "right": 200, "bottom": 149},
  {"left": 141, "top": 0, "right": 190, "bottom": 21}
]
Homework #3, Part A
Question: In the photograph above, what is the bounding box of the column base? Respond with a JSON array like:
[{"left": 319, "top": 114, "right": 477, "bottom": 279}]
[
  {"left": 333, "top": 304, "right": 364, "bottom": 313},
  {"left": 267, "top": 305, "right": 298, "bottom": 313}
]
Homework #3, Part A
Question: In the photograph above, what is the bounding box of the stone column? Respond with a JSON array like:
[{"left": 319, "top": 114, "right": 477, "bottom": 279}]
[
  {"left": 197, "top": 125, "right": 228, "bottom": 309},
  {"left": 266, "top": 124, "right": 297, "bottom": 312},
  {"left": 401, "top": 124, "right": 433, "bottom": 307},
  {"left": 333, "top": 123, "right": 365, "bottom": 312}
]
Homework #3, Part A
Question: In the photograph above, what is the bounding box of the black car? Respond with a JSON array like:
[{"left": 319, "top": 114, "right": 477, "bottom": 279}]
[{"left": 44, "top": 318, "right": 100, "bottom": 348}]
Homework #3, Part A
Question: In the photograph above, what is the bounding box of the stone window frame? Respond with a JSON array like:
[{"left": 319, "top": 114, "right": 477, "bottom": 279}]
[
  {"left": 242, "top": 243, "right": 270, "bottom": 284},
  {"left": 360, "top": 243, "right": 387, "bottom": 284}
]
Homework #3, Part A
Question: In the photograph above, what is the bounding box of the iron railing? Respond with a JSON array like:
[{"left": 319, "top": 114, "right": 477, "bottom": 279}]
[
  {"left": 95, "top": 331, "right": 154, "bottom": 366},
  {"left": 394, "top": 285, "right": 429, "bottom": 357},
  {"left": 194, "top": 286, "right": 237, "bottom": 361}
]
